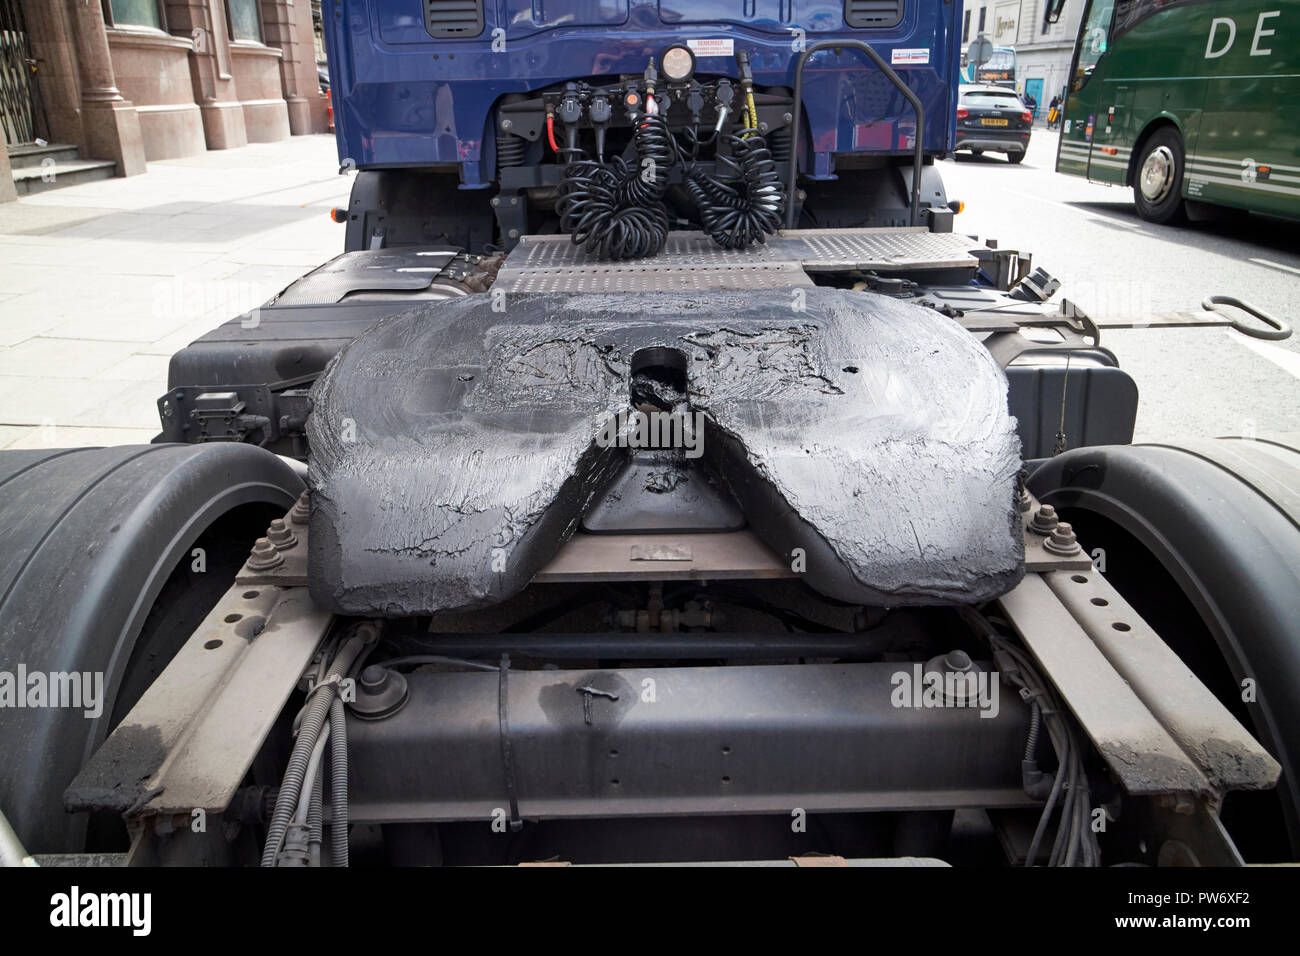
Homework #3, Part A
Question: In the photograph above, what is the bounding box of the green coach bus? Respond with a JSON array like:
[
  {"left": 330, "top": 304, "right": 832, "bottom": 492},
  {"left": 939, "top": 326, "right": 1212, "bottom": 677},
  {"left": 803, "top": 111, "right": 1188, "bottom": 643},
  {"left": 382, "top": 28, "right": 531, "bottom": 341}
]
[{"left": 1057, "top": 0, "right": 1300, "bottom": 223}]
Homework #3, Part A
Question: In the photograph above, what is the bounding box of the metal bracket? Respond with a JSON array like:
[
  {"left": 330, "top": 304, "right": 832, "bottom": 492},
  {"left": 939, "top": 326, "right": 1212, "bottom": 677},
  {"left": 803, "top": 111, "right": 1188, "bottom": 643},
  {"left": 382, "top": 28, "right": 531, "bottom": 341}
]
[
  {"left": 1021, "top": 492, "right": 1094, "bottom": 572},
  {"left": 998, "top": 574, "right": 1214, "bottom": 798},
  {"left": 66, "top": 586, "right": 333, "bottom": 823},
  {"left": 236, "top": 498, "right": 310, "bottom": 586},
  {"left": 1042, "top": 566, "right": 1280, "bottom": 793}
]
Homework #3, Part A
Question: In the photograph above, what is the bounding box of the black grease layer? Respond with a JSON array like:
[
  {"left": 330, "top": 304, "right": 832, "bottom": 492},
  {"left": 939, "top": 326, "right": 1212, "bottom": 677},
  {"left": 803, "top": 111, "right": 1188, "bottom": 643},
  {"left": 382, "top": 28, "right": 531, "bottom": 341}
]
[{"left": 306, "top": 288, "right": 1024, "bottom": 615}]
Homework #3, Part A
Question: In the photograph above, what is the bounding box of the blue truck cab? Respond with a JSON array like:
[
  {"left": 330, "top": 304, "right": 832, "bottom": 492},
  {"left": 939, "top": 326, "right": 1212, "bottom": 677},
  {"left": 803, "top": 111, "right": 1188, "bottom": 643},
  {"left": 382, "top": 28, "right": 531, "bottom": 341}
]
[{"left": 321, "top": 1, "right": 962, "bottom": 251}]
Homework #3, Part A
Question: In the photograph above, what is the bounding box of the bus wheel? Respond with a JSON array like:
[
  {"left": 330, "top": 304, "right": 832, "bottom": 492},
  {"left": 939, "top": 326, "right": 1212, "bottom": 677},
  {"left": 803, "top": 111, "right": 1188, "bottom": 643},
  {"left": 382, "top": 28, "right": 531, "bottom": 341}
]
[{"left": 1133, "top": 127, "right": 1187, "bottom": 224}]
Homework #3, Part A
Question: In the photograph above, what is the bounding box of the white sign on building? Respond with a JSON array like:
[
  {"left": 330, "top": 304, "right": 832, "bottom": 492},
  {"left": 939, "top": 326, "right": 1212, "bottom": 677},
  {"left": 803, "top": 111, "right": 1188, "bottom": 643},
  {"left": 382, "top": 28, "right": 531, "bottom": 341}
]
[{"left": 993, "top": 1, "right": 1021, "bottom": 45}]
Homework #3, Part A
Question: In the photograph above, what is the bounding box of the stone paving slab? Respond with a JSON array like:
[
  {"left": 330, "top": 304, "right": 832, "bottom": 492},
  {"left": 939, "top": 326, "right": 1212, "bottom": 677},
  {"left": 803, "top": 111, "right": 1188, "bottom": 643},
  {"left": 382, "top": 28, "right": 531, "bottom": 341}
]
[{"left": 0, "top": 134, "right": 352, "bottom": 450}]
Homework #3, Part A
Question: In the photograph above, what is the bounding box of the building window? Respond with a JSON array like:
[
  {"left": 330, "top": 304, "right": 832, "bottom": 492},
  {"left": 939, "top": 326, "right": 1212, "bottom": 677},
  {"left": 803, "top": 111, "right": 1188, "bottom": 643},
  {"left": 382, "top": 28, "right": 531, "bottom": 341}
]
[
  {"left": 963, "top": 10, "right": 971, "bottom": 42},
  {"left": 227, "top": 0, "right": 264, "bottom": 43},
  {"left": 104, "top": 0, "right": 164, "bottom": 29},
  {"left": 978, "top": 8, "right": 987, "bottom": 33}
]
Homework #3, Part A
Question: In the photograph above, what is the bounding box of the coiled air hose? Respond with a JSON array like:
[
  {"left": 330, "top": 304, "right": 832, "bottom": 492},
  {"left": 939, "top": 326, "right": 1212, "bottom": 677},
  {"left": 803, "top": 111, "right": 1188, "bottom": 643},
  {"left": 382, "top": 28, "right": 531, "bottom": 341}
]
[
  {"left": 552, "top": 49, "right": 783, "bottom": 259},
  {"left": 558, "top": 113, "right": 782, "bottom": 257},
  {"left": 684, "top": 126, "right": 783, "bottom": 249},
  {"left": 557, "top": 110, "right": 672, "bottom": 259}
]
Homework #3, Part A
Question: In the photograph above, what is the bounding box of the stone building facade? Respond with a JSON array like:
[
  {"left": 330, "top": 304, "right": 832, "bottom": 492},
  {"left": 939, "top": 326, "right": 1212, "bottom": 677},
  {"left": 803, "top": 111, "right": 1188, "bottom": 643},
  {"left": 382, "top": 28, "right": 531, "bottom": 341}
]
[{"left": 1, "top": 0, "right": 329, "bottom": 200}]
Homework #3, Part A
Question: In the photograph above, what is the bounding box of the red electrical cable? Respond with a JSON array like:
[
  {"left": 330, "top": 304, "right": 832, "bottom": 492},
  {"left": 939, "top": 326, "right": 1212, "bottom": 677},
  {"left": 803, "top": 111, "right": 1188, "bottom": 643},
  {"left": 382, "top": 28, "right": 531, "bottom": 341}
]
[{"left": 546, "top": 113, "right": 559, "bottom": 153}]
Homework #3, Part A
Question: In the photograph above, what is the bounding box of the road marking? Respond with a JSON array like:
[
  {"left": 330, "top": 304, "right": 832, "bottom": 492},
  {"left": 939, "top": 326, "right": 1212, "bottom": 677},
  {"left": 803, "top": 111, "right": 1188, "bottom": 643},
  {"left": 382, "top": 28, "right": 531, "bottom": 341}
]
[
  {"left": 1004, "top": 188, "right": 1142, "bottom": 228},
  {"left": 1005, "top": 188, "right": 1076, "bottom": 213},
  {"left": 1085, "top": 213, "right": 1141, "bottom": 229},
  {"left": 1226, "top": 330, "right": 1300, "bottom": 380},
  {"left": 1249, "top": 257, "right": 1300, "bottom": 278}
]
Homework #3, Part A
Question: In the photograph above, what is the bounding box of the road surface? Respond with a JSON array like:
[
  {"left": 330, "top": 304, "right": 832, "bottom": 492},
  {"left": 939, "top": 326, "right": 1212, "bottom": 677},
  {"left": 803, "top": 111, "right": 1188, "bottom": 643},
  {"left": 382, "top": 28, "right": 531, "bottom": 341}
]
[{"left": 941, "top": 130, "right": 1300, "bottom": 442}]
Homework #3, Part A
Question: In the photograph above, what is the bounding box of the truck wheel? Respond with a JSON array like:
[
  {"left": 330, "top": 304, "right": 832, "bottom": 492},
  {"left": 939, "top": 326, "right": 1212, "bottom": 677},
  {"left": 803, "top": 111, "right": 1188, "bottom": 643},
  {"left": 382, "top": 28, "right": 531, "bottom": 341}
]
[
  {"left": 1028, "top": 436, "right": 1300, "bottom": 861},
  {"left": 0, "top": 443, "right": 303, "bottom": 854},
  {"left": 1133, "top": 126, "right": 1188, "bottom": 224}
]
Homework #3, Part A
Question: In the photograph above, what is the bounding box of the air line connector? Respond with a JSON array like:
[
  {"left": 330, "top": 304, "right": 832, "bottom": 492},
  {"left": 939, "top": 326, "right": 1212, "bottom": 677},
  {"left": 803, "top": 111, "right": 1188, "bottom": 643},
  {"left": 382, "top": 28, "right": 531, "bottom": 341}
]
[
  {"left": 623, "top": 82, "right": 642, "bottom": 121},
  {"left": 589, "top": 94, "right": 611, "bottom": 159},
  {"left": 643, "top": 58, "right": 659, "bottom": 116},
  {"left": 714, "top": 78, "right": 734, "bottom": 133},
  {"left": 557, "top": 88, "right": 582, "bottom": 126},
  {"left": 558, "top": 83, "right": 583, "bottom": 155},
  {"left": 643, "top": 58, "right": 658, "bottom": 95},
  {"left": 734, "top": 50, "right": 759, "bottom": 134},
  {"left": 735, "top": 49, "right": 754, "bottom": 85}
]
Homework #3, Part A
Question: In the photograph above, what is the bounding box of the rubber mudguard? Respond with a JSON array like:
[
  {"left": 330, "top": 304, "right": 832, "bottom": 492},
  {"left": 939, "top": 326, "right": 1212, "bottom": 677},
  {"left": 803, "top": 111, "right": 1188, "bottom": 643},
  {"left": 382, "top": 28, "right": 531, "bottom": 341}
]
[
  {"left": 307, "top": 287, "right": 1025, "bottom": 615},
  {"left": 1029, "top": 436, "right": 1300, "bottom": 852},
  {"left": 0, "top": 443, "right": 303, "bottom": 852}
]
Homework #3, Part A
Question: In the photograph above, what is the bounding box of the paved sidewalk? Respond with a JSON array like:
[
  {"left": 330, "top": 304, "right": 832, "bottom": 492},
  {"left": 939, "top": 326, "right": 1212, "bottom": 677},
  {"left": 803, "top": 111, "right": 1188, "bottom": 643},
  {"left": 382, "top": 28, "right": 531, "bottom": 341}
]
[{"left": 0, "top": 134, "right": 352, "bottom": 450}]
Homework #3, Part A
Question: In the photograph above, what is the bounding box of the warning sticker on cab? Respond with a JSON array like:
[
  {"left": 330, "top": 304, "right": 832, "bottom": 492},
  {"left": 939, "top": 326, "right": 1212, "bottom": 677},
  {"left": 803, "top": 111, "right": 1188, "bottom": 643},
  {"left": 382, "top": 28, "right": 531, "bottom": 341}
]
[
  {"left": 890, "top": 48, "right": 931, "bottom": 65},
  {"left": 687, "top": 38, "right": 734, "bottom": 57}
]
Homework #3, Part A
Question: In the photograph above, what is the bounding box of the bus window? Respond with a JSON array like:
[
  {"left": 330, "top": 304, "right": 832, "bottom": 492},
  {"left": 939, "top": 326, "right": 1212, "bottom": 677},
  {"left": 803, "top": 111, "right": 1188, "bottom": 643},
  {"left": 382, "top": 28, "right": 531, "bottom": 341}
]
[
  {"left": 986, "top": 50, "right": 1015, "bottom": 72},
  {"left": 1075, "top": 0, "right": 1116, "bottom": 91}
]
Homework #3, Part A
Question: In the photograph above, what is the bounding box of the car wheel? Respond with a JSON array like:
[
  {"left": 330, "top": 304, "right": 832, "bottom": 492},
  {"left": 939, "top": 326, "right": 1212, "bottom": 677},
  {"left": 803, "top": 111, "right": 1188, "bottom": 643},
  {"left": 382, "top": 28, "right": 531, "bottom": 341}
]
[
  {"left": 1007, "top": 151, "right": 1025, "bottom": 164},
  {"left": 971, "top": 149, "right": 983, "bottom": 157},
  {"left": 1133, "top": 127, "right": 1188, "bottom": 224}
]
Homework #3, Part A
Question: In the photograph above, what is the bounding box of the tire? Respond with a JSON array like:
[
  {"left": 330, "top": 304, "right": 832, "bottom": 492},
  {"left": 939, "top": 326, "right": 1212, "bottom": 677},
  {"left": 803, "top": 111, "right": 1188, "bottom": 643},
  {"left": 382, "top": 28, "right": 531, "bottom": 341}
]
[
  {"left": 0, "top": 443, "right": 303, "bottom": 853},
  {"left": 1133, "top": 126, "right": 1188, "bottom": 224},
  {"left": 1006, "top": 151, "right": 1025, "bottom": 164},
  {"left": 971, "top": 149, "right": 984, "bottom": 157},
  {"left": 1029, "top": 436, "right": 1300, "bottom": 861}
]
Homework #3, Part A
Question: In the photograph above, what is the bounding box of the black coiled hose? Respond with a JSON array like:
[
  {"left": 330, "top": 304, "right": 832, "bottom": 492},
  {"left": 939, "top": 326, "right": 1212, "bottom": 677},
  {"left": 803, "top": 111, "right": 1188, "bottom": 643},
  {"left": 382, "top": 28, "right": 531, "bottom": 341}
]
[
  {"left": 557, "top": 112, "right": 671, "bottom": 259},
  {"left": 685, "top": 128, "right": 783, "bottom": 249},
  {"left": 617, "top": 111, "right": 673, "bottom": 206}
]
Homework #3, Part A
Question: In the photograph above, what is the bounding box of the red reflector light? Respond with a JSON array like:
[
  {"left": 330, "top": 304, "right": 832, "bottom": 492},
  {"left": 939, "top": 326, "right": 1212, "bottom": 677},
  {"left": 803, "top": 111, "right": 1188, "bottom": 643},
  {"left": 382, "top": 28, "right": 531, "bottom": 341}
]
[
  {"left": 957, "top": 108, "right": 968, "bottom": 120},
  {"left": 1022, "top": 111, "right": 1033, "bottom": 123}
]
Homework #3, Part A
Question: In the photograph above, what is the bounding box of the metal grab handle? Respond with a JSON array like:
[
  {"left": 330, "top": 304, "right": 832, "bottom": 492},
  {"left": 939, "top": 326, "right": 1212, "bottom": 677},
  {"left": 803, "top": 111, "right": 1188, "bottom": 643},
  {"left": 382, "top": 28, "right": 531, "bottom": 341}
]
[
  {"left": 786, "top": 39, "right": 927, "bottom": 229},
  {"left": 1203, "top": 295, "right": 1292, "bottom": 341}
]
